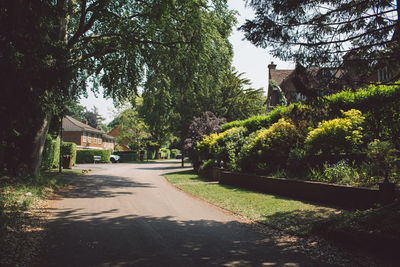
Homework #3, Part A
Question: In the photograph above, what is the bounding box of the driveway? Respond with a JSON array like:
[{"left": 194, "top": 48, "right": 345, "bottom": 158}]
[{"left": 37, "top": 161, "right": 330, "bottom": 266}]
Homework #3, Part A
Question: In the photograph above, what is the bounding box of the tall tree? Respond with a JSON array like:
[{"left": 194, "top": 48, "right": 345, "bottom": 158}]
[
  {"left": 241, "top": 0, "right": 400, "bottom": 85},
  {"left": 1, "top": 0, "right": 224, "bottom": 176}
]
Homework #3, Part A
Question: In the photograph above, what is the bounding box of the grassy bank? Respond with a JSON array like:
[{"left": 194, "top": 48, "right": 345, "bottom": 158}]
[
  {"left": 164, "top": 170, "right": 341, "bottom": 235},
  {"left": 0, "top": 169, "right": 82, "bottom": 234},
  {"left": 165, "top": 170, "right": 400, "bottom": 262}
]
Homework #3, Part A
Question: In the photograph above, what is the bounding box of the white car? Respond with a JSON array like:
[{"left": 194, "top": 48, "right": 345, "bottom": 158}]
[{"left": 110, "top": 154, "right": 120, "bottom": 163}]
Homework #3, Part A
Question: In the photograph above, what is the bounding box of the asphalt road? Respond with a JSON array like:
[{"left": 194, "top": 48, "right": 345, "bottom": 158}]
[{"left": 37, "top": 161, "right": 330, "bottom": 267}]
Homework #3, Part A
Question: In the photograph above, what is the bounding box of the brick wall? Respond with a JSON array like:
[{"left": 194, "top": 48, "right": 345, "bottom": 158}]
[{"left": 63, "top": 131, "right": 82, "bottom": 145}]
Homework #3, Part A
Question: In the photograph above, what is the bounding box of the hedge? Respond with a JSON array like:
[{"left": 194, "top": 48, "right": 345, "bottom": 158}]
[
  {"left": 41, "top": 135, "right": 60, "bottom": 170},
  {"left": 76, "top": 149, "right": 111, "bottom": 163},
  {"left": 61, "top": 142, "right": 77, "bottom": 166},
  {"left": 114, "top": 151, "right": 140, "bottom": 162},
  {"left": 160, "top": 148, "right": 170, "bottom": 159}
]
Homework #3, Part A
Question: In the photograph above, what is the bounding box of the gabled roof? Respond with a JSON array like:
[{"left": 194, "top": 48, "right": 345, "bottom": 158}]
[
  {"left": 63, "top": 116, "right": 104, "bottom": 134},
  {"left": 269, "top": 69, "right": 295, "bottom": 87}
]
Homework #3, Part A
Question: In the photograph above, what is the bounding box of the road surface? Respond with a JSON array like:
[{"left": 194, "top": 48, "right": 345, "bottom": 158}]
[{"left": 37, "top": 161, "right": 330, "bottom": 266}]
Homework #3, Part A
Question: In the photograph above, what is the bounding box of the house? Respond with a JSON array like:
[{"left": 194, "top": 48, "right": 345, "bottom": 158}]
[
  {"left": 267, "top": 62, "right": 306, "bottom": 108},
  {"left": 62, "top": 116, "right": 115, "bottom": 151}
]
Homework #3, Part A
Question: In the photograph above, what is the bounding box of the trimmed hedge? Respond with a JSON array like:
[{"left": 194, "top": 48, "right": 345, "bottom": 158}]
[
  {"left": 76, "top": 149, "right": 111, "bottom": 163},
  {"left": 61, "top": 142, "right": 77, "bottom": 166},
  {"left": 41, "top": 135, "right": 60, "bottom": 170},
  {"left": 114, "top": 151, "right": 140, "bottom": 162}
]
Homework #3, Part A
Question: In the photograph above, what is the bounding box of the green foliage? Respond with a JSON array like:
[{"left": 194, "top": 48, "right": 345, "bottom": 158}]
[
  {"left": 213, "top": 127, "right": 247, "bottom": 171},
  {"left": 366, "top": 139, "right": 399, "bottom": 183},
  {"left": 76, "top": 150, "right": 111, "bottom": 164},
  {"left": 114, "top": 151, "right": 140, "bottom": 162},
  {"left": 323, "top": 83, "right": 400, "bottom": 145},
  {"left": 160, "top": 148, "right": 171, "bottom": 159},
  {"left": 309, "top": 160, "right": 361, "bottom": 185},
  {"left": 41, "top": 135, "right": 60, "bottom": 170},
  {"left": 222, "top": 103, "right": 306, "bottom": 132},
  {"left": 241, "top": 0, "right": 400, "bottom": 84},
  {"left": 239, "top": 118, "right": 298, "bottom": 173},
  {"left": 195, "top": 133, "right": 220, "bottom": 160},
  {"left": 305, "top": 109, "right": 365, "bottom": 155},
  {"left": 170, "top": 149, "right": 180, "bottom": 159},
  {"left": 61, "top": 142, "right": 77, "bottom": 166}
]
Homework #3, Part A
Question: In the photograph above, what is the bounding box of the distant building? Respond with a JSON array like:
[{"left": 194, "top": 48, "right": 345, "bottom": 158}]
[{"left": 62, "top": 116, "right": 115, "bottom": 151}]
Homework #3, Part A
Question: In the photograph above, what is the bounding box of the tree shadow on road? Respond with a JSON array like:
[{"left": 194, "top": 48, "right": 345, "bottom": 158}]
[
  {"left": 36, "top": 209, "right": 330, "bottom": 267},
  {"left": 57, "top": 174, "right": 153, "bottom": 199}
]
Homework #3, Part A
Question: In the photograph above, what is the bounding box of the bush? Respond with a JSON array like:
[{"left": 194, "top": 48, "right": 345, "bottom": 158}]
[
  {"left": 213, "top": 127, "right": 247, "bottom": 171},
  {"left": 41, "top": 135, "right": 60, "bottom": 170},
  {"left": 114, "top": 151, "right": 140, "bottom": 162},
  {"left": 305, "top": 109, "right": 365, "bottom": 155},
  {"left": 160, "top": 148, "right": 170, "bottom": 159},
  {"left": 323, "top": 83, "right": 400, "bottom": 146},
  {"left": 195, "top": 133, "right": 219, "bottom": 160},
  {"left": 366, "top": 139, "right": 399, "bottom": 183},
  {"left": 76, "top": 149, "right": 111, "bottom": 163},
  {"left": 310, "top": 159, "right": 360, "bottom": 185},
  {"left": 170, "top": 149, "right": 180, "bottom": 158},
  {"left": 239, "top": 118, "right": 298, "bottom": 173},
  {"left": 61, "top": 142, "right": 77, "bottom": 166}
]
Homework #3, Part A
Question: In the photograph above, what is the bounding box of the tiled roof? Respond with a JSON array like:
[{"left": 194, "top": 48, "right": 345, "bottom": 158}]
[
  {"left": 269, "top": 69, "right": 295, "bottom": 86},
  {"left": 63, "top": 116, "right": 104, "bottom": 134}
]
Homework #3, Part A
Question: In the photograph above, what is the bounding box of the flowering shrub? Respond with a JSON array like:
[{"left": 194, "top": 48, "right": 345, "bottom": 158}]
[{"left": 305, "top": 109, "right": 365, "bottom": 155}]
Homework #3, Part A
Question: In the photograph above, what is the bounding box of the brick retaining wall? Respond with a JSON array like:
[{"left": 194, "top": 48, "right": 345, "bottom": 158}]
[{"left": 218, "top": 170, "right": 383, "bottom": 209}]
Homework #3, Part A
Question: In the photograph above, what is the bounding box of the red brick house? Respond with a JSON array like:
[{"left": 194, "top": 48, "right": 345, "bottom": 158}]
[{"left": 62, "top": 116, "right": 115, "bottom": 151}]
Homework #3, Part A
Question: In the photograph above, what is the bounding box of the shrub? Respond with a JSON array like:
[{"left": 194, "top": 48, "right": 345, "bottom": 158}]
[
  {"left": 305, "top": 109, "right": 365, "bottom": 155},
  {"left": 76, "top": 149, "right": 111, "bottom": 163},
  {"left": 311, "top": 160, "right": 360, "bottom": 185},
  {"left": 195, "top": 133, "right": 219, "bottom": 160},
  {"left": 61, "top": 142, "right": 77, "bottom": 166},
  {"left": 366, "top": 139, "right": 399, "bottom": 183},
  {"left": 239, "top": 119, "right": 298, "bottom": 173},
  {"left": 170, "top": 149, "right": 180, "bottom": 158},
  {"left": 41, "top": 135, "right": 60, "bottom": 170},
  {"left": 323, "top": 83, "right": 400, "bottom": 146},
  {"left": 213, "top": 127, "right": 247, "bottom": 171},
  {"left": 114, "top": 151, "right": 140, "bottom": 162},
  {"left": 160, "top": 148, "right": 171, "bottom": 159}
]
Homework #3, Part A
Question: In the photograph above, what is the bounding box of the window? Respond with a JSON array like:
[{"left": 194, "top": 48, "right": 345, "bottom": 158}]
[
  {"left": 378, "top": 68, "right": 391, "bottom": 82},
  {"left": 88, "top": 133, "right": 91, "bottom": 143},
  {"left": 82, "top": 132, "right": 86, "bottom": 142},
  {"left": 94, "top": 136, "right": 97, "bottom": 144},
  {"left": 98, "top": 136, "right": 101, "bottom": 144}
]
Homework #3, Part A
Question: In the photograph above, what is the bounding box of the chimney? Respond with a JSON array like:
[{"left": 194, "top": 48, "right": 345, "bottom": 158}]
[
  {"left": 83, "top": 120, "right": 88, "bottom": 125},
  {"left": 268, "top": 61, "right": 277, "bottom": 70}
]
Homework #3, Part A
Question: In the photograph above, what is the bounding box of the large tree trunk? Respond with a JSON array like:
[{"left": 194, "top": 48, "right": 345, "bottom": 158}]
[{"left": 27, "top": 113, "right": 52, "bottom": 177}]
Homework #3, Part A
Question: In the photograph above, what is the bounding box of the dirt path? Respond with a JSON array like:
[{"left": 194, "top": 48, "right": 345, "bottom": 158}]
[{"left": 36, "top": 161, "right": 332, "bottom": 267}]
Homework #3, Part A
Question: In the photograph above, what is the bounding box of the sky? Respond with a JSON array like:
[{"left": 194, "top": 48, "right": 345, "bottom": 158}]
[{"left": 79, "top": 1, "right": 294, "bottom": 123}]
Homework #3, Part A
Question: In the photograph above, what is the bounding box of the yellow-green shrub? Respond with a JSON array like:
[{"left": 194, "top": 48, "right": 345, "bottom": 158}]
[
  {"left": 305, "top": 109, "right": 365, "bottom": 155},
  {"left": 239, "top": 118, "right": 298, "bottom": 173}
]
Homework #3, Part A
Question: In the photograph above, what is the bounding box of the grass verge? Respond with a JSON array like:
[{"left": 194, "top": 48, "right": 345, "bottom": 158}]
[
  {"left": 164, "top": 170, "right": 341, "bottom": 236},
  {"left": 165, "top": 170, "right": 400, "bottom": 261},
  {"left": 0, "top": 169, "right": 82, "bottom": 234}
]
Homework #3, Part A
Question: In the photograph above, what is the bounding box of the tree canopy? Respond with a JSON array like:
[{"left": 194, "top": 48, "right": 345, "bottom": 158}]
[
  {"left": 0, "top": 0, "right": 238, "bottom": 176},
  {"left": 241, "top": 0, "right": 400, "bottom": 83}
]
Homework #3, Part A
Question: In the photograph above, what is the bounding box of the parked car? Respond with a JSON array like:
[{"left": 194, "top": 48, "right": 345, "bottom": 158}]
[
  {"left": 175, "top": 153, "right": 183, "bottom": 159},
  {"left": 110, "top": 154, "right": 120, "bottom": 163}
]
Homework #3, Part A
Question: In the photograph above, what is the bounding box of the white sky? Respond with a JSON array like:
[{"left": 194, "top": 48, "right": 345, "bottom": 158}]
[{"left": 79, "top": 1, "right": 294, "bottom": 123}]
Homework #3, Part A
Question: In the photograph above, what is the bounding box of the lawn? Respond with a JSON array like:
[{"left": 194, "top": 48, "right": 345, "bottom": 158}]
[{"left": 164, "top": 170, "right": 341, "bottom": 235}]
